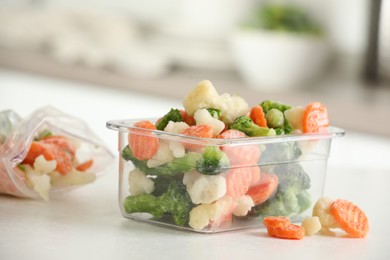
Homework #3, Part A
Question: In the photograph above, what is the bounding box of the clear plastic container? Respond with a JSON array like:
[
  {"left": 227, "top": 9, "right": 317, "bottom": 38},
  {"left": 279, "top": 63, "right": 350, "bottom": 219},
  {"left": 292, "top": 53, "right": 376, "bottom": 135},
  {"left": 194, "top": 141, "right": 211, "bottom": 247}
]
[{"left": 107, "top": 118, "right": 344, "bottom": 233}]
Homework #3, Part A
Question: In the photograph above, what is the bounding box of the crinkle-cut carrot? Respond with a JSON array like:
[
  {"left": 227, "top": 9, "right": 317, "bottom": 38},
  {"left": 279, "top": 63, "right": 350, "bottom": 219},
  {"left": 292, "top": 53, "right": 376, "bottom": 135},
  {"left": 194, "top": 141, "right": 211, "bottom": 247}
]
[
  {"left": 181, "top": 124, "right": 213, "bottom": 151},
  {"left": 250, "top": 105, "right": 267, "bottom": 127},
  {"left": 246, "top": 173, "right": 278, "bottom": 205},
  {"left": 41, "top": 135, "right": 77, "bottom": 156},
  {"left": 263, "top": 216, "right": 305, "bottom": 240},
  {"left": 180, "top": 110, "right": 195, "bottom": 126},
  {"left": 302, "top": 102, "right": 329, "bottom": 133},
  {"left": 263, "top": 216, "right": 291, "bottom": 229},
  {"left": 128, "top": 120, "right": 159, "bottom": 160},
  {"left": 225, "top": 167, "right": 253, "bottom": 199},
  {"left": 330, "top": 199, "right": 369, "bottom": 238},
  {"left": 76, "top": 159, "right": 93, "bottom": 171},
  {"left": 267, "top": 224, "right": 305, "bottom": 240},
  {"left": 218, "top": 129, "right": 261, "bottom": 166}
]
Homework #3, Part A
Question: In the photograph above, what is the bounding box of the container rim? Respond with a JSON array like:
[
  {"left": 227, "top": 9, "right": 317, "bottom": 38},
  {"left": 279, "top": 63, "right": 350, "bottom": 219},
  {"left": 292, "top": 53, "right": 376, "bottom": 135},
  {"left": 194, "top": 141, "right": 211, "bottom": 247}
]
[{"left": 106, "top": 118, "right": 345, "bottom": 145}]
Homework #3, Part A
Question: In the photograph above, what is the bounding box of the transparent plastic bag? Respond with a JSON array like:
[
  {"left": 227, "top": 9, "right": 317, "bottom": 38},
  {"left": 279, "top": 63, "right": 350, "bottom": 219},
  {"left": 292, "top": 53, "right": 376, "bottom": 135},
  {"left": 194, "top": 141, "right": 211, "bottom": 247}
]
[{"left": 0, "top": 106, "right": 114, "bottom": 200}]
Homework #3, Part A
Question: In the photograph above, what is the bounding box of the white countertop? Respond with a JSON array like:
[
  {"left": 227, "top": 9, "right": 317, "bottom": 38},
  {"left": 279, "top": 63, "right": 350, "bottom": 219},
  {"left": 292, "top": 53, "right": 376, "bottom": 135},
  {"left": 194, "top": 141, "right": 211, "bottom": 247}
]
[{"left": 1, "top": 69, "right": 390, "bottom": 260}]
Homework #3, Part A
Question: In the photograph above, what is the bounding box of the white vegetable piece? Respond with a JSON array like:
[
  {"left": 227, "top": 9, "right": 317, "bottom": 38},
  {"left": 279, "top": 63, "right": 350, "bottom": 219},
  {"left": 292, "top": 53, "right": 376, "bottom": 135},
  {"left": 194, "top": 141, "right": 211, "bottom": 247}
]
[
  {"left": 189, "top": 195, "right": 235, "bottom": 230},
  {"left": 232, "top": 195, "right": 254, "bottom": 217},
  {"left": 183, "top": 80, "right": 249, "bottom": 125},
  {"left": 33, "top": 155, "right": 57, "bottom": 175},
  {"left": 301, "top": 216, "right": 322, "bottom": 236},
  {"left": 164, "top": 121, "right": 189, "bottom": 134},
  {"left": 127, "top": 168, "right": 155, "bottom": 195},
  {"left": 168, "top": 141, "right": 185, "bottom": 158},
  {"left": 25, "top": 164, "right": 51, "bottom": 201},
  {"left": 194, "top": 108, "right": 225, "bottom": 136},
  {"left": 312, "top": 197, "right": 340, "bottom": 229},
  {"left": 284, "top": 106, "right": 304, "bottom": 131},
  {"left": 184, "top": 171, "right": 226, "bottom": 204},
  {"left": 147, "top": 141, "right": 174, "bottom": 168}
]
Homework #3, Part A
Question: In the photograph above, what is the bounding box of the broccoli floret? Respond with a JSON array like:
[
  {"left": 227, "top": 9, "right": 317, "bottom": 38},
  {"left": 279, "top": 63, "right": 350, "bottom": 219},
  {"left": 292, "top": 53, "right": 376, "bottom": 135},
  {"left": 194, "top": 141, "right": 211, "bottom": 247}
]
[
  {"left": 250, "top": 163, "right": 311, "bottom": 217},
  {"left": 155, "top": 108, "right": 184, "bottom": 131},
  {"left": 229, "top": 116, "right": 276, "bottom": 137},
  {"left": 259, "top": 141, "right": 302, "bottom": 165},
  {"left": 123, "top": 181, "right": 193, "bottom": 226},
  {"left": 206, "top": 108, "right": 221, "bottom": 119},
  {"left": 122, "top": 145, "right": 201, "bottom": 176},
  {"left": 273, "top": 163, "right": 310, "bottom": 193},
  {"left": 260, "top": 100, "right": 292, "bottom": 114},
  {"left": 196, "top": 146, "right": 230, "bottom": 175}
]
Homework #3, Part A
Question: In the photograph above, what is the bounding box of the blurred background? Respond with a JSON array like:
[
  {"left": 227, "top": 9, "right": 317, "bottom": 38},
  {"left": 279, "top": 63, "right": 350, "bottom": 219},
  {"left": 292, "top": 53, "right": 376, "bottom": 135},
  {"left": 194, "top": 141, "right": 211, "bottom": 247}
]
[{"left": 0, "top": 0, "right": 389, "bottom": 136}]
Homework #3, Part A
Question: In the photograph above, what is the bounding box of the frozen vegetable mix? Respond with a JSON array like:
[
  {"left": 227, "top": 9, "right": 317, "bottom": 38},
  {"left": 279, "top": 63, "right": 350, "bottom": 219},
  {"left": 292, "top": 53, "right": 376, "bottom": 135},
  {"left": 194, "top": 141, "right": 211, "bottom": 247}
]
[
  {"left": 0, "top": 106, "right": 114, "bottom": 200},
  {"left": 108, "top": 79, "right": 341, "bottom": 232}
]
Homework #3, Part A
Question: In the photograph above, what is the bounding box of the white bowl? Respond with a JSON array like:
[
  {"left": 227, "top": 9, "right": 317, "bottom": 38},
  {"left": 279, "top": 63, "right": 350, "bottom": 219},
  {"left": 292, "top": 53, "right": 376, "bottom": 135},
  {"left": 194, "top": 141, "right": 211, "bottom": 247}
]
[{"left": 230, "top": 29, "right": 330, "bottom": 92}]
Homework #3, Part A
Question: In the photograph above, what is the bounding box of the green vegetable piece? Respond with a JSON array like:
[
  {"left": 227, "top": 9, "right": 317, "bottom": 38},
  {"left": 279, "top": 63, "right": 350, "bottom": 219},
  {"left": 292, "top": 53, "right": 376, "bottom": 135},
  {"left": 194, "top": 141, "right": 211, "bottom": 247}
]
[
  {"left": 34, "top": 130, "right": 53, "bottom": 141},
  {"left": 196, "top": 146, "right": 230, "bottom": 175},
  {"left": 123, "top": 181, "right": 193, "bottom": 226},
  {"left": 260, "top": 100, "right": 292, "bottom": 114},
  {"left": 155, "top": 108, "right": 183, "bottom": 131},
  {"left": 250, "top": 162, "right": 311, "bottom": 217},
  {"left": 259, "top": 141, "right": 302, "bottom": 164},
  {"left": 266, "top": 108, "right": 284, "bottom": 129},
  {"left": 229, "top": 116, "right": 276, "bottom": 137},
  {"left": 122, "top": 145, "right": 201, "bottom": 176},
  {"left": 207, "top": 108, "right": 221, "bottom": 119},
  {"left": 17, "top": 164, "right": 26, "bottom": 172}
]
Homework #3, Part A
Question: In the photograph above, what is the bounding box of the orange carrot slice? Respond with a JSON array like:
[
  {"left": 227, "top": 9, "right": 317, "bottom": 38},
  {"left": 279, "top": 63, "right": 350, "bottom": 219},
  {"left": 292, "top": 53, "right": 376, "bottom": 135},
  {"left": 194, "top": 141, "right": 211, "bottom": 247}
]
[
  {"left": 181, "top": 124, "right": 213, "bottom": 151},
  {"left": 23, "top": 141, "right": 55, "bottom": 165},
  {"left": 76, "top": 159, "right": 93, "bottom": 171},
  {"left": 180, "top": 110, "right": 195, "bottom": 126},
  {"left": 225, "top": 167, "right": 253, "bottom": 199},
  {"left": 128, "top": 120, "right": 159, "bottom": 160},
  {"left": 41, "top": 135, "right": 77, "bottom": 157},
  {"left": 218, "top": 129, "right": 261, "bottom": 166},
  {"left": 250, "top": 105, "right": 267, "bottom": 127},
  {"left": 247, "top": 173, "right": 278, "bottom": 205},
  {"left": 330, "top": 199, "right": 369, "bottom": 238},
  {"left": 267, "top": 224, "right": 305, "bottom": 240},
  {"left": 302, "top": 102, "right": 329, "bottom": 133},
  {"left": 263, "top": 216, "right": 291, "bottom": 229}
]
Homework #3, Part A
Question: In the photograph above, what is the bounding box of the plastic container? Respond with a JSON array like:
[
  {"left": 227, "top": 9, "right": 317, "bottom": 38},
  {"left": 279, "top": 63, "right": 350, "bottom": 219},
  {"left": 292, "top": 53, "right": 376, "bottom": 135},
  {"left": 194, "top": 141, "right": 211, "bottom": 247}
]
[
  {"left": 0, "top": 106, "right": 114, "bottom": 200},
  {"left": 107, "top": 118, "right": 344, "bottom": 233}
]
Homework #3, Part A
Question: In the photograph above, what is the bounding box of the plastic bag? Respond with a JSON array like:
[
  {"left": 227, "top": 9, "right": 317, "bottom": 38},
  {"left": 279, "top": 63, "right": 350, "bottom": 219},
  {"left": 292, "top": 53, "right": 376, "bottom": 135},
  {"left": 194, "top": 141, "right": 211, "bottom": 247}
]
[{"left": 0, "top": 106, "right": 114, "bottom": 200}]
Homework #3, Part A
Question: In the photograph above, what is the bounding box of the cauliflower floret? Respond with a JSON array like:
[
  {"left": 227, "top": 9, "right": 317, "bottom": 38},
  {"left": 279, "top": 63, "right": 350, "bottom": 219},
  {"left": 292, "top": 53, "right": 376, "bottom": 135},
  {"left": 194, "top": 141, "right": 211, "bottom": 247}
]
[
  {"left": 183, "top": 80, "right": 220, "bottom": 116},
  {"left": 301, "top": 216, "right": 322, "bottom": 236},
  {"left": 147, "top": 141, "right": 174, "bottom": 168},
  {"left": 168, "top": 141, "right": 185, "bottom": 158},
  {"left": 232, "top": 195, "right": 254, "bottom": 217},
  {"left": 183, "top": 80, "right": 249, "bottom": 125},
  {"left": 189, "top": 195, "right": 235, "bottom": 230},
  {"left": 182, "top": 170, "right": 201, "bottom": 186},
  {"left": 24, "top": 155, "right": 57, "bottom": 200},
  {"left": 284, "top": 106, "right": 304, "bottom": 131},
  {"left": 184, "top": 171, "right": 226, "bottom": 204},
  {"left": 127, "top": 168, "right": 155, "bottom": 195},
  {"left": 194, "top": 109, "right": 225, "bottom": 136},
  {"left": 164, "top": 121, "right": 189, "bottom": 134},
  {"left": 217, "top": 93, "right": 249, "bottom": 125},
  {"left": 312, "top": 197, "right": 340, "bottom": 230},
  {"left": 25, "top": 164, "right": 51, "bottom": 201},
  {"left": 33, "top": 155, "right": 57, "bottom": 175}
]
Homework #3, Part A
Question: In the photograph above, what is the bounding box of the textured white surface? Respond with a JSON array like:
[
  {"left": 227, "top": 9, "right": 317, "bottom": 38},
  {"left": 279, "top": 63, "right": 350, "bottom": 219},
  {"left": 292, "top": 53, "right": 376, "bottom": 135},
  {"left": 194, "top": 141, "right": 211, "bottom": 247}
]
[{"left": 1, "top": 69, "right": 390, "bottom": 260}]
